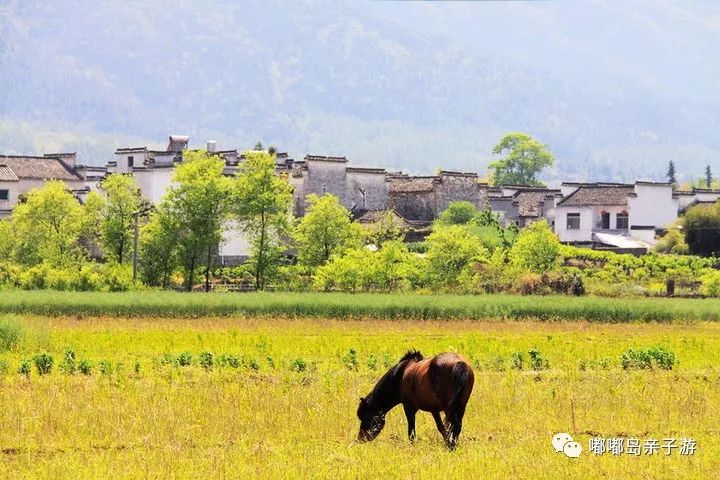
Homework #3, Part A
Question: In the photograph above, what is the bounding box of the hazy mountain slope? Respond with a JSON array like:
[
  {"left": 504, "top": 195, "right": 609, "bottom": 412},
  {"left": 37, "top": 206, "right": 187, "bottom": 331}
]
[{"left": 0, "top": 0, "right": 718, "bottom": 181}]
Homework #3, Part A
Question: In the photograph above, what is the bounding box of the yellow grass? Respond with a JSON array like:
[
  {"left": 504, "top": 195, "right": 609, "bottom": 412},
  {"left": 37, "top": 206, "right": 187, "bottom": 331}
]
[{"left": 0, "top": 316, "right": 719, "bottom": 478}]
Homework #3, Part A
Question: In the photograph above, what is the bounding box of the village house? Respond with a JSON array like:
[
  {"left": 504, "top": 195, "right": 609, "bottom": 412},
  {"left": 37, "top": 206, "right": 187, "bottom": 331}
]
[
  {"left": 4, "top": 136, "right": 712, "bottom": 259},
  {"left": 387, "top": 171, "right": 488, "bottom": 225},
  {"left": 553, "top": 181, "right": 677, "bottom": 251},
  {"left": 0, "top": 153, "right": 100, "bottom": 217},
  {"left": 488, "top": 185, "right": 561, "bottom": 228}
]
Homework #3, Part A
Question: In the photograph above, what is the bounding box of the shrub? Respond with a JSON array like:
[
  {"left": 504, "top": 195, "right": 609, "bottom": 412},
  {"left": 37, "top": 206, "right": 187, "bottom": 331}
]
[
  {"left": 199, "top": 351, "right": 214, "bottom": 371},
  {"left": 342, "top": 348, "right": 359, "bottom": 371},
  {"left": 290, "top": 358, "right": 307, "bottom": 373},
  {"left": 248, "top": 358, "right": 260, "bottom": 371},
  {"left": 699, "top": 270, "right": 720, "bottom": 297},
  {"left": 176, "top": 352, "right": 193, "bottom": 367},
  {"left": 509, "top": 220, "right": 559, "bottom": 272},
  {"left": 0, "top": 359, "right": 9, "bottom": 374},
  {"left": 33, "top": 353, "right": 54, "bottom": 375},
  {"left": 98, "top": 360, "right": 113, "bottom": 375},
  {"left": 18, "top": 358, "right": 31, "bottom": 377},
  {"left": 528, "top": 349, "right": 549, "bottom": 370},
  {"left": 511, "top": 352, "right": 524, "bottom": 370},
  {"left": 516, "top": 272, "right": 544, "bottom": 295},
  {"left": 425, "top": 225, "right": 489, "bottom": 288},
  {"left": 78, "top": 359, "right": 93, "bottom": 375},
  {"left": 0, "top": 317, "right": 23, "bottom": 351},
  {"left": 367, "top": 353, "right": 378, "bottom": 371},
  {"left": 621, "top": 347, "right": 675, "bottom": 370},
  {"left": 59, "top": 349, "right": 77, "bottom": 374},
  {"left": 223, "top": 355, "right": 242, "bottom": 369},
  {"left": 266, "top": 355, "right": 275, "bottom": 369}
]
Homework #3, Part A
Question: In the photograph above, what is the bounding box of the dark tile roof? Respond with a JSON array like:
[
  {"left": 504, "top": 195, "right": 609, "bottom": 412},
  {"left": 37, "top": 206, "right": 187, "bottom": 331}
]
[
  {"left": 514, "top": 189, "right": 560, "bottom": 217},
  {"left": 304, "top": 154, "right": 348, "bottom": 163},
  {"left": 0, "top": 155, "right": 82, "bottom": 181},
  {"left": 0, "top": 165, "right": 19, "bottom": 181},
  {"left": 388, "top": 176, "right": 437, "bottom": 193},
  {"left": 558, "top": 185, "right": 634, "bottom": 207},
  {"left": 346, "top": 166, "right": 386, "bottom": 174}
]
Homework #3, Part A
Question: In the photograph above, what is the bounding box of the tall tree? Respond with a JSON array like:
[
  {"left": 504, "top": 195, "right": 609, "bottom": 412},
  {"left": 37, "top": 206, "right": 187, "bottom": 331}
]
[
  {"left": 705, "top": 165, "right": 713, "bottom": 189},
  {"left": 100, "top": 174, "right": 142, "bottom": 263},
  {"left": 139, "top": 207, "right": 180, "bottom": 288},
  {"left": 11, "top": 180, "right": 86, "bottom": 266},
  {"left": 294, "top": 194, "right": 363, "bottom": 269},
  {"left": 163, "top": 150, "right": 232, "bottom": 291},
  {"left": 667, "top": 160, "right": 678, "bottom": 186},
  {"left": 489, "top": 133, "right": 554, "bottom": 186},
  {"left": 683, "top": 203, "right": 720, "bottom": 257},
  {"left": 234, "top": 151, "right": 292, "bottom": 290}
]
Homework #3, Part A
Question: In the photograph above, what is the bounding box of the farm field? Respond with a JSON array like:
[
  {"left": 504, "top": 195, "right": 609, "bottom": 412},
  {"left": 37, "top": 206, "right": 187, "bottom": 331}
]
[{"left": 0, "top": 314, "right": 719, "bottom": 478}]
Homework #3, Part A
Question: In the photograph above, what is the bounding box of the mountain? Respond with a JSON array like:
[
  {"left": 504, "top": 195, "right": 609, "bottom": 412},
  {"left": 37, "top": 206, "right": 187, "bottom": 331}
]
[{"left": 0, "top": 0, "right": 719, "bottom": 182}]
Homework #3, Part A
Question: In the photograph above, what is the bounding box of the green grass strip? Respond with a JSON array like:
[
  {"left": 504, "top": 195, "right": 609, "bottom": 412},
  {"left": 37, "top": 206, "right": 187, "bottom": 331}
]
[{"left": 0, "top": 290, "right": 718, "bottom": 322}]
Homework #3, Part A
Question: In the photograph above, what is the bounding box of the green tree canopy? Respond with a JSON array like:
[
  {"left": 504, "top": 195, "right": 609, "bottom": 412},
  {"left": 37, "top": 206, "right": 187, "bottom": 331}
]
[
  {"left": 162, "top": 150, "right": 232, "bottom": 291},
  {"left": 683, "top": 203, "right": 720, "bottom": 257},
  {"left": 436, "top": 201, "right": 478, "bottom": 225},
  {"left": 425, "top": 224, "right": 488, "bottom": 287},
  {"left": 489, "top": 133, "right": 554, "bottom": 186},
  {"left": 100, "top": 174, "right": 142, "bottom": 263},
  {"left": 11, "top": 180, "right": 87, "bottom": 266},
  {"left": 294, "top": 194, "right": 363, "bottom": 269},
  {"left": 234, "top": 151, "right": 293, "bottom": 290},
  {"left": 508, "top": 220, "right": 560, "bottom": 272}
]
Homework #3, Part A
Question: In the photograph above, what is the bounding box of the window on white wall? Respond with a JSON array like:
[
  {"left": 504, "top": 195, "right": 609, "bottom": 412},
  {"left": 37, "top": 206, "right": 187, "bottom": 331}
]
[
  {"left": 616, "top": 211, "right": 629, "bottom": 230},
  {"left": 0, "top": 190, "right": 8, "bottom": 201},
  {"left": 567, "top": 213, "right": 580, "bottom": 230},
  {"left": 128, "top": 156, "right": 134, "bottom": 168}
]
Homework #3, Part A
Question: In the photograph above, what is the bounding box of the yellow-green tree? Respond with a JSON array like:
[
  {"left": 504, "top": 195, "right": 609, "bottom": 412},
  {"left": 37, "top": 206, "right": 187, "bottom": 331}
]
[
  {"left": 100, "top": 174, "right": 142, "bottom": 263},
  {"left": 11, "top": 180, "right": 87, "bottom": 266},
  {"left": 234, "top": 151, "right": 293, "bottom": 290},
  {"left": 294, "top": 194, "right": 363, "bottom": 269}
]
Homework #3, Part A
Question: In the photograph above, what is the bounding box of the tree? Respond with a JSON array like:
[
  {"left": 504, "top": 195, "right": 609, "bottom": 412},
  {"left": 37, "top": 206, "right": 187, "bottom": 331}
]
[
  {"left": 100, "top": 174, "right": 142, "bottom": 263},
  {"left": 79, "top": 190, "right": 106, "bottom": 260},
  {"left": 489, "top": 133, "right": 554, "bottom": 186},
  {"left": 364, "top": 210, "right": 405, "bottom": 247},
  {"left": 509, "top": 220, "right": 560, "bottom": 272},
  {"left": 163, "top": 150, "right": 232, "bottom": 291},
  {"left": 706, "top": 165, "right": 713, "bottom": 189},
  {"left": 425, "top": 225, "right": 488, "bottom": 287},
  {"left": 667, "top": 160, "right": 678, "bottom": 186},
  {"left": 254, "top": 141, "right": 264, "bottom": 151},
  {"left": 138, "top": 207, "right": 180, "bottom": 288},
  {"left": 234, "top": 151, "right": 292, "bottom": 290},
  {"left": 683, "top": 203, "right": 720, "bottom": 257},
  {"left": 11, "top": 180, "right": 86, "bottom": 266},
  {"left": 294, "top": 194, "right": 363, "bottom": 269},
  {"left": 436, "top": 201, "right": 478, "bottom": 225}
]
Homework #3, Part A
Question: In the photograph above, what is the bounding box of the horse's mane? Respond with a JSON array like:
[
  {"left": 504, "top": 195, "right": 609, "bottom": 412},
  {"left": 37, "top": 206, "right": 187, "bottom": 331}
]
[
  {"left": 399, "top": 350, "right": 424, "bottom": 363},
  {"left": 362, "top": 350, "right": 424, "bottom": 412}
]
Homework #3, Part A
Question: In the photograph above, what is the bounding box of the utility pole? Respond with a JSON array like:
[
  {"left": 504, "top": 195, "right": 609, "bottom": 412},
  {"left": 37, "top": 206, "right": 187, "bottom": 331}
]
[{"left": 132, "top": 212, "right": 139, "bottom": 282}]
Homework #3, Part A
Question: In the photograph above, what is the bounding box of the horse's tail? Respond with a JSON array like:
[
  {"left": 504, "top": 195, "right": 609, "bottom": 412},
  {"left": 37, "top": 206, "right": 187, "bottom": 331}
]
[{"left": 448, "top": 361, "right": 474, "bottom": 413}]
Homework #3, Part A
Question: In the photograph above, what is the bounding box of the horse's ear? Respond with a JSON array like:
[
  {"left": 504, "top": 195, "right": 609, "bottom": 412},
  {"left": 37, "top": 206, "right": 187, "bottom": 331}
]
[{"left": 359, "top": 396, "right": 366, "bottom": 404}]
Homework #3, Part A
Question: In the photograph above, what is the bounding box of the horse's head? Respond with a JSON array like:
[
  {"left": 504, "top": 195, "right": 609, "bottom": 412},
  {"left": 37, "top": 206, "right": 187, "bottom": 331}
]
[{"left": 356, "top": 396, "right": 385, "bottom": 442}]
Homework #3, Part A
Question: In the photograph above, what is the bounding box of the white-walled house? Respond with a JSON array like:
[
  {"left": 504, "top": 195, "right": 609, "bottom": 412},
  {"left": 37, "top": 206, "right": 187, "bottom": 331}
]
[
  {"left": 0, "top": 153, "right": 100, "bottom": 217},
  {"left": 108, "top": 136, "right": 253, "bottom": 264},
  {"left": 554, "top": 181, "right": 677, "bottom": 249}
]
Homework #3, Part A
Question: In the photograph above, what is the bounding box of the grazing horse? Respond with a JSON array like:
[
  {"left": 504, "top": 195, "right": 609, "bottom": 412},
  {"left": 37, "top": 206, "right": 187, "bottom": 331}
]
[{"left": 356, "top": 350, "right": 474, "bottom": 450}]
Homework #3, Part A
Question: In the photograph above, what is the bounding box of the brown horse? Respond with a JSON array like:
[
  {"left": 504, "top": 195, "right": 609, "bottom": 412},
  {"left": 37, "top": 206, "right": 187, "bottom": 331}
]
[{"left": 356, "top": 350, "right": 474, "bottom": 450}]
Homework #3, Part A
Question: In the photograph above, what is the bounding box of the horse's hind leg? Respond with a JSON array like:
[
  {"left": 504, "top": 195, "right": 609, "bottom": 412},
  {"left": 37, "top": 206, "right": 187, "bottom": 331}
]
[
  {"left": 403, "top": 404, "right": 417, "bottom": 442},
  {"left": 444, "top": 405, "right": 466, "bottom": 450},
  {"left": 432, "top": 411, "right": 447, "bottom": 440}
]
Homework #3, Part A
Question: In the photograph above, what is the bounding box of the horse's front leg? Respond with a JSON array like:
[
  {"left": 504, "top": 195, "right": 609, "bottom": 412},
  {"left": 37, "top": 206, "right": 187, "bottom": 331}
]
[{"left": 403, "top": 404, "right": 417, "bottom": 442}]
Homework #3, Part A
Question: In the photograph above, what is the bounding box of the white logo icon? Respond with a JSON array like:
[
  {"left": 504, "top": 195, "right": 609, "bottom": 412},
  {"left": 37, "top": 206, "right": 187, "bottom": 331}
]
[{"left": 552, "top": 432, "right": 582, "bottom": 458}]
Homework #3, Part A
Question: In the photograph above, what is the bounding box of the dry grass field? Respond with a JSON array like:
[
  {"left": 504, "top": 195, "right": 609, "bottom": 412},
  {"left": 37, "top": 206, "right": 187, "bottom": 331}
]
[{"left": 0, "top": 315, "right": 719, "bottom": 478}]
